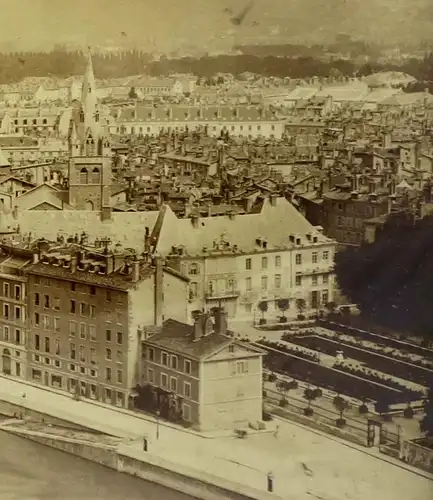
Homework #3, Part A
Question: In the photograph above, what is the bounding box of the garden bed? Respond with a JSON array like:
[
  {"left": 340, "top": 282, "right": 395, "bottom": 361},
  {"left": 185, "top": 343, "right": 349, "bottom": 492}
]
[{"left": 285, "top": 334, "right": 433, "bottom": 386}]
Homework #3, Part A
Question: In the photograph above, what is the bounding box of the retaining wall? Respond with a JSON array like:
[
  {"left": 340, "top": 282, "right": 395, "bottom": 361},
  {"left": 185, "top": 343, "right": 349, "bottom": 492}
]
[{"left": 1, "top": 426, "right": 280, "bottom": 500}]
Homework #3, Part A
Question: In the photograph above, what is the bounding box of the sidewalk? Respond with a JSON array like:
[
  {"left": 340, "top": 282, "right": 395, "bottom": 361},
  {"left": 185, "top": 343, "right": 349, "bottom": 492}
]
[{"left": 0, "top": 376, "right": 431, "bottom": 500}]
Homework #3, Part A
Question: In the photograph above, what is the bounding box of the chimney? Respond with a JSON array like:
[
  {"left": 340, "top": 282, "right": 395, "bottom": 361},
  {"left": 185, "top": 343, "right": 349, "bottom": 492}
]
[
  {"left": 32, "top": 253, "right": 39, "bottom": 264},
  {"left": 269, "top": 193, "right": 278, "bottom": 207},
  {"left": 71, "top": 254, "right": 78, "bottom": 273},
  {"left": 193, "top": 314, "right": 204, "bottom": 341},
  {"left": 105, "top": 254, "right": 114, "bottom": 275},
  {"left": 383, "top": 132, "right": 392, "bottom": 149},
  {"left": 190, "top": 214, "right": 199, "bottom": 228},
  {"left": 213, "top": 307, "right": 228, "bottom": 335},
  {"left": 351, "top": 174, "right": 359, "bottom": 192},
  {"left": 131, "top": 259, "right": 140, "bottom": 283},
  {"left": 154, "top": 255, "right": 164, "bottom": 327},
  {"left": 144, "top": 226, "right": 151, "bottom": 253}
]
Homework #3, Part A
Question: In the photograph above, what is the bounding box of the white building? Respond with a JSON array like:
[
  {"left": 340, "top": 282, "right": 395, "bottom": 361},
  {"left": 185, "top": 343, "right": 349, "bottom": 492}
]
[{"left": 112, "top": 104, "right": 285, "bottom": 139}]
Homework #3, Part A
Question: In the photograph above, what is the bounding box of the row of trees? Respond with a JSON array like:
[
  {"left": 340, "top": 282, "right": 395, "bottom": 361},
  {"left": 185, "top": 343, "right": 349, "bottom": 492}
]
[{"left": 1, "top": 48, "right": 433, "bottom": 84}]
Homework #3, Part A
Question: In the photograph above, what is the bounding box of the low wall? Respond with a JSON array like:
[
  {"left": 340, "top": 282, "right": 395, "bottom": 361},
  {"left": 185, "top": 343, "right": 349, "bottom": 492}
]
[
  {"left": 271, "top": 406, "right": 366, "bottom": 447},
  {"left": 401, "top": 439, "right": 433, "bottom": 474},
  {"left": 0, "top": 400, "right": 99, "bottom": 432},
  {"left": 2, "top": 427, "right": 280, "bottom": 500}
]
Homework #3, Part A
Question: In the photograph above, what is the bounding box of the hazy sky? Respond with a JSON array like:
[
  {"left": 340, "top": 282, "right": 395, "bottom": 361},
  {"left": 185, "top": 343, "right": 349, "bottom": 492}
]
[{"left": 1, "top": 0, "right": 431, "bottom": 52}]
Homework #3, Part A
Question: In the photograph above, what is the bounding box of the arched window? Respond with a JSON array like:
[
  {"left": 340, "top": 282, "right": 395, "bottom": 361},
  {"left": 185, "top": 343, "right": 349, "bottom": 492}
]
[
  {"left": 91, "top": 167, "right": 101, "bottom": 184},
  {"left": 79, "top": 168, "right": 88, "bottom": 184}
]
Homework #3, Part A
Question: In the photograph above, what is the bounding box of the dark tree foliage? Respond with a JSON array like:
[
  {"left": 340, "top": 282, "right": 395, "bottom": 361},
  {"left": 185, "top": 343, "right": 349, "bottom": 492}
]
[{"left": 335, "top": 213, "right": 433, "bottom": 336}]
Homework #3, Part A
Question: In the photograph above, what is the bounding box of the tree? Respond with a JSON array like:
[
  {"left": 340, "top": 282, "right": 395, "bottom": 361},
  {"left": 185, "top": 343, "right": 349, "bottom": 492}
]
[
  {"left": 277, "top": 298, "right": 289, "bottom": 322},
  {"left": 333, "top": 395, "right": 350, "bottom": 427},
  {"left": 258, "top": 300, "right": 268, "bottom": 324},
  {"left": 295, "top": 298, "right": 307, "bottom": 320},
  {"left": 128, "top": 87, "right": 138, "bottom": 99},
  {"left": 420, "top": 385, "right": 433, "bottom": 436},
  {"left": 335, "top": 213, "right": 433, "bottom": 338},
  {"left": 303, "top": 386, "right": 317, "bottom": 416},
  {"left": 277, "top": 380, "right": 291, "bottom": 407}
]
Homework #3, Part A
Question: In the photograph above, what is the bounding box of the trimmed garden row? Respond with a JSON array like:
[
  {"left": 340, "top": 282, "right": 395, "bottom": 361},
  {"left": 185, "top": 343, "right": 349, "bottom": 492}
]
[{"left": 284, "top": 334, "right": 433, "bottom": 387}]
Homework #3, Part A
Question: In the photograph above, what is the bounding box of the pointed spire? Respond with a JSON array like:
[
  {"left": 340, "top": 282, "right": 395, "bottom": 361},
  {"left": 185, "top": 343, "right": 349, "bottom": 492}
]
[{"left": 81, "top": 46, "right": 96, "bottom": 108}]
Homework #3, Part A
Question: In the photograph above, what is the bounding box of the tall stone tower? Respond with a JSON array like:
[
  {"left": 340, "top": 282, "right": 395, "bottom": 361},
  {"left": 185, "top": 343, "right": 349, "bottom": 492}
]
[{"left": 68, "top": 47, "right": 112, "bottom": 217}]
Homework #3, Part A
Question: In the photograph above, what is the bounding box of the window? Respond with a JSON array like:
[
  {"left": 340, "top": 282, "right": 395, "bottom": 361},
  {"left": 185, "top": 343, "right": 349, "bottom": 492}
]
[
  {"left": 44, "top": 337, "right": 50, "bottom": 353},
  {"left": 161, "top": 373, "right": 168, "bottom": 388},
  {"left": 53, "top": 297, "right": 60, "bottom": 310},
  {"left": 90, "top": 305, "right": 96, "bottom": 319},
  {"left": 90, "top": 347, "right": 96, "bottom": 364},
  {"left": 245, "top": 277, "right": 252, "bottom": 291},
  {"left": 54, "top": 317, "right": 60, "bottom": 332},
  {"left": 14, "top": 306, "right": 21, "bottom": 320},
  {"left": 34, "top": 312, "right": 40, "bottom": 326},
  {"left": 106, "top": 348, "right": 112, "bottom": 360},
  {"left": 170, "top": 377, "right": 177, "bottom": 392},
  {"left": 55, "top": 339, "right": 60, "bottom": 355},
  {"left": 148, "top": 347, "right": 154, "bottom": 361},
  {"left": 323, "top": 275, "right": 329, "bottom": 284},
  {"left": 184, "top": 382, "right": 191, "bottom": 398},
  {"left": 295, "top": 254, "right": 302, "bottom": 265},
  {"left": 275, "top": 274, "right": 282, "bottom": 289},
  {"left": 245, "top": 258, "right": 252, "bottom": 270},
  {"left": 71, "top": 283, "right": 76, "bottom": 292},
  {"left": 15, "top": 329, "right": 21, "bottom": 345},
  {"left": 148, "top": 368, "right": 154, "bottom": 383},
  {"left": 3, "top": 283, "right": 9, "bottom": 297},
  {"left": 161, "top": 352, "right": 168, "bottom": 366},
  {"left": 171, "top": 355, "right": 178, "bottom": 370},
  {"left": 261, "top": 256, "right": 268, "bottom": 269},
  {"left": 188, "top": 263, "right": 198, "bottom": 275},
  {"left": 275, "top": 255, "right": 281, "bottom": 268},
  {"left": 312, "top": 275, "right": 318, "bottom": 286},
  {"left": 322, "top": 290, "right": 329, "bottom": 305},
  {"left": 295, "top": 275, "right": 302, "bottom": 286},
  {"left": 116, "top": 332, "right": 123, "bottom": 345},
  {"left": 69, "top": 363, "right": 76, "bottom": 372},
  {"left": 69, "top": 321, "right": 77, "bottom": 337},
  {"left": 3, "top": 326, "right": 9, "bottom": 342},
  {"left": 54, "top": 360, "right": 61, "bottom": 368},
  {"left": 70, "top": 300, "right": 76, "bottom": 314},
  {"left": 236, "top": 360, "right": 249, "bottom": 374},
  {"left": 184, "top": 359, "right": 191, "bottom": 374},
  {"left": 117, "top": 369, "right": 123, "bottom": 383},
  {"left": 261, "top": 276, "right": 268, "bottom": 290},
  {"left": 3, "top": 304, "right": 9, "bottom": 319},
  {"left": 323, "top": 250, "right": 329, "bottom": 261},
  {"left": 44, "top": 295, "right": 50, "bottom": 308},
  {"left": 80, "top": 323, "right": 86, "bottom": 340},
  {"left": 35, "top": 334, "right": 40, "bottom": 351},
  {"left": 80, "top": 303, "right": 87, "bottom": 316},
  {"left": 106, "top": 329, "right": 111, "bottom": 342},
  {"left": 116, "top": 350, "right": 123, "bottom": 363},
  {"left": 14, "top": 285, "right": 21, "bottom": 301},
  {"left": 106, "top": 367, "right": 112, "bottom": 381},
  {"left": 88, "top": 325, "right": 96, "bottom": 341},
  {"left": 312, "top": 252, "right": 318, "bottom": 264}
]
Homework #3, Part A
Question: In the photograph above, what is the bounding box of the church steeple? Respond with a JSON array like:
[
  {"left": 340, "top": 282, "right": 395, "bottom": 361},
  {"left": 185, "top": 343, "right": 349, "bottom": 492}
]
[{"left": 80, "top": 47, "right": 99, "bottom": 140}]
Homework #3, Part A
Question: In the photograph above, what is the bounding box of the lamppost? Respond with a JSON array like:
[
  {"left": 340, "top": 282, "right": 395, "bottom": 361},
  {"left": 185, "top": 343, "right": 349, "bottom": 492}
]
[{"left": 156, "top": 410, "right": 160, "bottom": 440}]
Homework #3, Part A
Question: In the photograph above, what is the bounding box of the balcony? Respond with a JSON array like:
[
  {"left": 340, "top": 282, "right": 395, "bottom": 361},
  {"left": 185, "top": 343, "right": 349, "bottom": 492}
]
[{"left": 205, "top": 290, "right": 240, "bottom": 300}]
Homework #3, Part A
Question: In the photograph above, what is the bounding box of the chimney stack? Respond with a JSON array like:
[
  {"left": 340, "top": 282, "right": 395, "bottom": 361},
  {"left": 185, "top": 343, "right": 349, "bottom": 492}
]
[
  {"left": 105, "top": 254, "right": 114, "bottom": 275},
  {"left": 213, "top": 307, "right": 228, "bottom": 335},
  {"left": 71, "top": 254, "right": 78, "bottom": 273},
  {"left": 190, "top": 214, "right": 199, "bottom": 229},
  {"left": 131, "top": 259, "right": 140, "bottom": 283},
  {"left": 154, "top": 255, "right": 164, "bottom": 327},
  {"left": 32, "top": 253, "right": 39, "bottom": 264},
  {"left": 269, "top": 194, "right": 278, "bottom": 207},
  {"left": 193, "top": 314, "right": 204, "bottom": 341}
]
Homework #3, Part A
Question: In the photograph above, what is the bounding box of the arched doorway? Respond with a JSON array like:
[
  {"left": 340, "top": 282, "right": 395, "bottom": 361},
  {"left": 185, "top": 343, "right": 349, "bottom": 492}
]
[
  {"left": 85, "top": 200, "right": 94, "bottom": 211},
  {"left": 2, "top": 348, "right": 11, "bottom": 375}
]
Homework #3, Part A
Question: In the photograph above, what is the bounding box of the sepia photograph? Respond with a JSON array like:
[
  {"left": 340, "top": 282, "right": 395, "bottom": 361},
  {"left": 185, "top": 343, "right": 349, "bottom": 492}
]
[{"left": 0, "top": 1, "right": 432, "bottom": 499}]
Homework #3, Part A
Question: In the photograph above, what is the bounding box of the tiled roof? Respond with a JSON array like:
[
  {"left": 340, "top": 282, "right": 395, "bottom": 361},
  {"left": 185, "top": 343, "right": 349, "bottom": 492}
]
[
  {"left": 144, "top": 318, "right": 232, "bottom": 360},
  {"left": 117, "top": 105, "right": 279, "bottom": 123},
  {"left": 25, "top": 260, "right": 155, "bottom": 291},
  {"left": 154, "top": 196, "right": 331, "bottom": 257}
]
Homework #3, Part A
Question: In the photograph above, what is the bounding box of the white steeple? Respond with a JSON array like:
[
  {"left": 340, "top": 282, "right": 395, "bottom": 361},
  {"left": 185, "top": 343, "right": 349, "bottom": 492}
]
[{"left": 80, "top": 46, "right": 99, "bottom": 139}]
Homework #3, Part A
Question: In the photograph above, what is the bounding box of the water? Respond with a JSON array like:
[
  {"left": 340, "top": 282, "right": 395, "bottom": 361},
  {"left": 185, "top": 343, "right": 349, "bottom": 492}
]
[{"left": 0, "top": 430, "right": 194, "bottom": 500}]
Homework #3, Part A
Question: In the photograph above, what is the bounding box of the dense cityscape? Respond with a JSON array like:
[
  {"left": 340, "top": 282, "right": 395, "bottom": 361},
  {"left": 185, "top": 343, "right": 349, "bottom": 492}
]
[{"left": 0, "top": 11, "right": 433, "bottom": 499}]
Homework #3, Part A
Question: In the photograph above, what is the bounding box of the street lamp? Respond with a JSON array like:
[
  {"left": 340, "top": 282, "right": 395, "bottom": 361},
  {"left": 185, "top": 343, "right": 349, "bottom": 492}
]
[{"left": 156, "top": 410, "right": 160, "bottom": 440}]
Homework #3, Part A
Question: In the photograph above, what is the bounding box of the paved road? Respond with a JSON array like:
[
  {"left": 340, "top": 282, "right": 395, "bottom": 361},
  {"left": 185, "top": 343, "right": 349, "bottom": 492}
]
[{"left": 0, "top": 428, "right": 193, "bottom": 500}]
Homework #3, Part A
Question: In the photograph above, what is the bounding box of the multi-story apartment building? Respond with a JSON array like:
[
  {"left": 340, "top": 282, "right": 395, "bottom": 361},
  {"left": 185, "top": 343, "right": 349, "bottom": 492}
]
[
  {"left": 0, "top": 245, "right": 32, "bottom": 379},
  {"left": 0, "top": 237, "right": 188, "bottom": 409},
  {"left": 141, "top": 307, "right": 265, "bottom": 431},
  {"left": 153, "top": 196, "right": 336, "bottom": 321}
]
